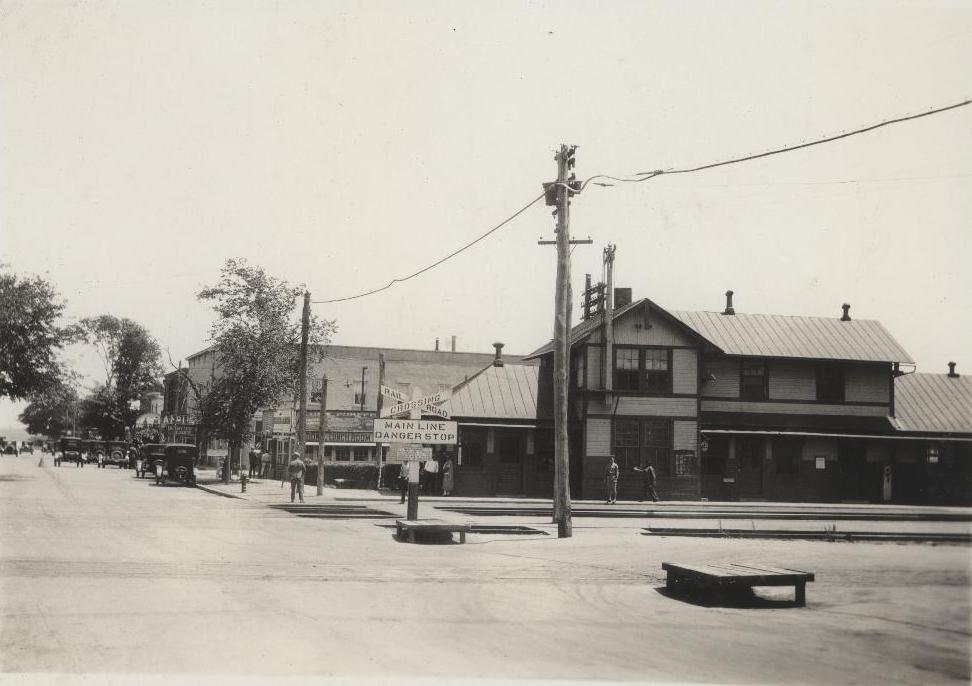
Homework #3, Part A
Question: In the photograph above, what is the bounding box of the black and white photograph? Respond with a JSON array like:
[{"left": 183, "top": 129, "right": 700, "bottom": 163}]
[{"left": 1, "top": 2, "right": 970, "bottom": 685}]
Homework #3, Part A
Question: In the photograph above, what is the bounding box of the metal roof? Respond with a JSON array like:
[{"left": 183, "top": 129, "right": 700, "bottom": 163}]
[
  {"left": 891, "top": 372, "right": 972, "bottom": 435},
  {"left": 671, "top": 310, "right": 913, "bottom": 363},
  {"left": 443, "top": 364, "right": 538, "bottom": 421}
]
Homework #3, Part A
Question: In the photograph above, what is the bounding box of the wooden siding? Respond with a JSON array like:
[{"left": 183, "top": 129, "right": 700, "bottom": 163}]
[
  {"left": 701, "top": 400, "right": 888, "bottom": 416},
  {"left": 768, "top": 361, "right": 815, "bottom": 400},
  {"left": 672, "top": 349, "right": 698, "bottom": 394},
  {"left": 587, "top": 344, "right": 603, "bottom": 390},
  {"left": 846, "top": 365, "right": 891, "bottom": 403},
  {"left": 588, "top": 396, "right": 697, "bottom": 417},
  {"left": 586, "top": 417, "right": 612, "bottom": 456},
  {"left": 674, "top": 420, "right": 698, "bottom": 451},
  {"left": 701, "top": 357, "right": 739, "bottom": 397},
  {"left": 613, "top": 306, "right": 697, "bottom": 347}
]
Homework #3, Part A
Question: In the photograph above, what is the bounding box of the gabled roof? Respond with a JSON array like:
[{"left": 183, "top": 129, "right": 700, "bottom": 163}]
[
  {"left": 671, "top": 311, "right": 913, "bottom": 363},
  {"left": 442, "top": 364, "right": 538, "bottom": 421},
  {"left": 525, "top": 298, "right": 703, "bottom": 358},
  {"left": 891, "top": 372, "right": 972, "bottom": 435}
]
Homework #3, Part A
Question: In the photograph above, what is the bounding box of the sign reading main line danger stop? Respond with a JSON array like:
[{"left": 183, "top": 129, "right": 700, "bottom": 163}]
[{"left": 372, "top": 419, "right": 458, "bottom": 444}]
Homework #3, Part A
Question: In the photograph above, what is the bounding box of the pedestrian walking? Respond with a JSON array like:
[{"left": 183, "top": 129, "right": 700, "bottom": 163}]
[
  {"left": 603, "top": 455, "right": 619, "bottom": 504},
  {"left": 288, "top": 452, "right": 306, "bottom": 503},
  {"left": 633, "top": 463, "right": 659, "bottom": 502},
  {"left": 77, "top": 452, "right": 84, "bottom": 468},
  {"left": 261, "top": 451, "right": 271, "bottom": 478},
  {"left": 97, "top": 451, "right": 104, "bottom": 469},
  {"left": 441, "top": 458, "right": 454, "bottom": 496},
  {"left": 154, "top": 457, "right": 165, "bottom": 485}
]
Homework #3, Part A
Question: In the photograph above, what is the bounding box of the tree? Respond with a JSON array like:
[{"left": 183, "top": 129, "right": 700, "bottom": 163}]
[
  {"left": 0, "top": 268, "right": 78, "bottom": 400},
  {"left": 79, "top": 315, "right": 163, "bottom": 440},
  {"left": 197, "top": 259, "right": 336, "bottom": 483},
  {"left": 18, "top": 376, "right": 79, "bottom": 439}
]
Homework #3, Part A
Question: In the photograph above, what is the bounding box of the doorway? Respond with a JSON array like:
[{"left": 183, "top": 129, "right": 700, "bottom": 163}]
[{"left": 496, "top": 434, "right": 524, "bottom": 495}]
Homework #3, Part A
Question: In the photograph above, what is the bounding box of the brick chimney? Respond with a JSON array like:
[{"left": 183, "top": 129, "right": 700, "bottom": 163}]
[
  {"left": 948, "top": 362, "right": 960, "bottom": 378},
  {"left": 435, "top": 337, "right": 440, "bottom": 351},
  {"left": 451, "top": 335, "right": 457, "bottom": 352},
  {"left": 722, "top": 290, "right": 735, "bottom": 315},
  {"left": 841, "top": 304, "right": 851, "bottom": 321},
  {"left": 614, "top": 287, "right": 632, "bottom": 309},
  {"left": 493, "top": 342, "right": 505, "bottom": 367}
]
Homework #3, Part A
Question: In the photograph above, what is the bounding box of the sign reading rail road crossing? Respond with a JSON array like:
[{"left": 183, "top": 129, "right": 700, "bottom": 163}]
[
  {"left": 380, "top": 385, "right": 408, "bottom": 403},
  {"left": 372, "top": 419, "right": 457, "bottom": 444}
]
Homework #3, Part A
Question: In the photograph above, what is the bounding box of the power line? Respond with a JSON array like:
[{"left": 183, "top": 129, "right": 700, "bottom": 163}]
[
  {"left": 581, "top": 97, "right": 972, "bottom": 191},
  {"left": 314, "top": 96, "right": 970, "bottom": 305},
  {"left": 312, "top": 192, "right": 546, "bottom": 304}
]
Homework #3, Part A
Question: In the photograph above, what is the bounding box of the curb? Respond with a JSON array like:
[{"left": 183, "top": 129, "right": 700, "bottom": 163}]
[
  {"left": 195, "top": 483, "right": 243, "bottom": 499},
  {"left": 642, "top": 528, "right": 972, "bottom": 544}
]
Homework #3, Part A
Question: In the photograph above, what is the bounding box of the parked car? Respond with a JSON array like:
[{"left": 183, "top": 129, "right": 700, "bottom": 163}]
[
  {"left": 163, "top": 443, "right": 198, "bottom": 486},
  {"left": 59, "top": 437, "right": 83, "bottom": 465},
  {"left": 2, "top": 443, "right": 17, "bottom": 456},
  {"left": 19, "top": 442, "right": 34, "bottom": 454},
  {"left": 105, "top": 441, "right": 129, "bottom": 468},
  {"left": 138, "top": 444, "right": 167, "bottom": 479}
]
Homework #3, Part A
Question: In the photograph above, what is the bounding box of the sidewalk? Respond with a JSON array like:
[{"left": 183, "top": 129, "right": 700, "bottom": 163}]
[{"left": 192, "top": 469, "right": 972, "bottom": 541}]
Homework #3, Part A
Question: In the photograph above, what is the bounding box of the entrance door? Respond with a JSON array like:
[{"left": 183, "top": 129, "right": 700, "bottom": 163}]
[
  {"left": 496, "top": 435, "right": 524, "bottom": 495},
  {"left": 735, "top": 437, "right": 764, "bottom": 499}
]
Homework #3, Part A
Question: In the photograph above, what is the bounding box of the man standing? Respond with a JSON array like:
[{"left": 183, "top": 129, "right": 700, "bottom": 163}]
[
  {"left": 603, "top": 455, "right": 620, "bottom": 504},
  {"left": 261, "top": 451, "right": 271, "bottom": 478},
  {"left": 288, "top": 451, "right": 306, "bottom": 504},
  {"left": 634, "top": 462, "right": 659, "bottom": 502}
]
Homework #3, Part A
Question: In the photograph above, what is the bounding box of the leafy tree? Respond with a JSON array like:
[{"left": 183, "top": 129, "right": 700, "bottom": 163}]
[
  {"left": 79, "top": 315, "right": 163, "bottom": 439},
  {"left": 196, "top": 259, "right": 336, "bottom": 482},
  {"left": 18, "top": 376, "right": 79, "bottom": 439},
  {"left": 0, "top": 268, "right": 78, "bottom": 400}
]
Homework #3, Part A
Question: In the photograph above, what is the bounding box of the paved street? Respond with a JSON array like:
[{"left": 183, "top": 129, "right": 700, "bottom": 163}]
[{"left": 1, "top": 455, "right": 970, "bottom": 684}]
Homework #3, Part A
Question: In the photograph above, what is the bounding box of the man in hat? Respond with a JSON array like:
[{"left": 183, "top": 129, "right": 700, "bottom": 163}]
[
  {"left": 603, "top": 455, "right": 620, "bottom": 504},
  {"left": 288, "top": 451, "right": 306, "bottom": 503}
]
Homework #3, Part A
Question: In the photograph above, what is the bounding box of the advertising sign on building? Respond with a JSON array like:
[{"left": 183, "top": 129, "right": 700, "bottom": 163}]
[
  {"left": 372, "top": 419, "right": 458, "bottom": 444},
  {"left": 401, "top": 446, "right": 433, "bottom": 462}
]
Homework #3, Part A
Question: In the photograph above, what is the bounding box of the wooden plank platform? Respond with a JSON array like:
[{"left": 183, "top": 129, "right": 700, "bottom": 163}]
[
  {"left": 662, "top": 562, "right": 814, "bottom": 606},
  {"left": 396, "top": 519, "right": 470, "bottom": 544}
]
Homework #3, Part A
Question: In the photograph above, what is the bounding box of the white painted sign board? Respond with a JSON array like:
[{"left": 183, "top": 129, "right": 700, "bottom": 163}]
[
  {"left": 380, "top": 385, "right": 408, "bottom": 403},
  {"left": 401, "top": 446, "right": 433, "bottom": 462},
  {"left": 372, "top": 419, "right": 458, "bottom": 444}
]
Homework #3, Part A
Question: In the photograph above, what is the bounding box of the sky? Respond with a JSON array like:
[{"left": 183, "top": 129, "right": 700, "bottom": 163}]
[{"left": 1, "top": 1, "right": 970, "bottom": 437}]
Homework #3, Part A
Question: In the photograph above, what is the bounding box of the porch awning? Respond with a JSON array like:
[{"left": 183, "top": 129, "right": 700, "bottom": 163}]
[{"left": 701, "top": 429, "right": 972, "bottom": 443}]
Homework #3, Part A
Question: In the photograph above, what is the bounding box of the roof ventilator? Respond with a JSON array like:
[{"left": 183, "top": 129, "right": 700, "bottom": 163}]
[
  {"left": 948, "top": 362, "right": 960, "bottom": 378},
  {"left": 493, "top": 342, "right": 505, "bottom": 367},
  {"left": 722, "top": 290, "right": 735, "bottom": 315},
  {"left": 841, "top": 303, "right": 852, "bottom": 321}
]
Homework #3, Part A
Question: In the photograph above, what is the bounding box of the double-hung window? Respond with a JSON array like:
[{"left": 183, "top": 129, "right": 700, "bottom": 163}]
[
  {"left": 816, "top": 364, "right": 845, "bottom": 402},
  {"left": 613, "top": 418, "right": 672, "bottom": 474},
  {"left": 614, "top": 347, "right": 672, "bottom": 393},
  {"left": 740, "top": 360, "right": 768, "bottom": 400}
]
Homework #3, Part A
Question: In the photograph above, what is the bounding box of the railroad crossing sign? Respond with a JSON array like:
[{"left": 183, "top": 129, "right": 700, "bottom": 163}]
[
  {"left": 380, "top": 390, "right": 451, "bottom": 419},
  {"left": 380, "top": 385, "right": 408, "bottom": 403}
]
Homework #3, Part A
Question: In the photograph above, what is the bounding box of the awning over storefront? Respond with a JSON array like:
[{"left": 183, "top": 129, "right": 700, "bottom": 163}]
[{"left": 701, "top": 429, "right": 972, "bottom": 443}]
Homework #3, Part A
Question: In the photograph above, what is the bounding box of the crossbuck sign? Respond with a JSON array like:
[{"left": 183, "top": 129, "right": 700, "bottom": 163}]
[{"left": 380, "top": 387, "right": 450, "bottom": 419}]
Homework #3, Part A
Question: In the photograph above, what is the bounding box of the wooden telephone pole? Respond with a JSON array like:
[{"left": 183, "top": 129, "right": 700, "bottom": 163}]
[
  {"left": 543, "top": 144, "right": 585, "bottom": 539},
  {"left": 375, "top": 353, "right": 385, "bottom": 489},
  {"left": 317, "top": 375, "right": 327, "bottom": 496},
  {"left": 296, "top": 291, "right": 311, "bottom": 474}
]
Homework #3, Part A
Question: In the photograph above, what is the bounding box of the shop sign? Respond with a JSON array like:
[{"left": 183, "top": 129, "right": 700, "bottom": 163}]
[{"left": 401, "top": 446, "right": 433, "bottom": 461}]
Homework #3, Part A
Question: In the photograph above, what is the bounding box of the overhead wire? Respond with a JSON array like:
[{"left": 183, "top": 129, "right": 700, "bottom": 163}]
[
  {"left": 312, "top": 192, "right": 546, "bottom": 304},
  {"left": 314, "top": 96, "right": 970, "bottom": 305}
]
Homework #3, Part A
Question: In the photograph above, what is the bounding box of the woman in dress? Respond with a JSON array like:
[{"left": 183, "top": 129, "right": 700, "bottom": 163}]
[{"left": 441, "top": 458, "right": 454, "bottom": 496}]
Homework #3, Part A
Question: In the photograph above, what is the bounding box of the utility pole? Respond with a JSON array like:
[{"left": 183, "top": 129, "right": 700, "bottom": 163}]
[
  {"left": 317, "top": 375, "right": 327, "bottom": 496},
  {"left": 543, "top": 144, "right": 583, "bottom": 539},
  {"left": 296, "top": 291, "right": 311, "bottom": 476},
  {"left": 359, "top": 366, "right": 367, "bottom": 411},
  {"left": 375, "top": 353, "right": 385, "bottom": 489}
]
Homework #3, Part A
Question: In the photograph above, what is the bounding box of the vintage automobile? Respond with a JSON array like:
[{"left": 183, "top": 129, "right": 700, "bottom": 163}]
[
  {"left": 105, "top": 441, "right": 129, "bottom": 468},
  {"left": 59, "top": 437, "right": 83, "bottom": 465},
  {"left": 3, "top": 443, "right": 17, "bottom": 456},
  {"left": 19, "top": 442, "right": 34, "bottom": 454},
  {"left": 137, "top": 444, "right": 167, "bottom": 479},
  {"left": 163, "top": 443, "right": 198, "bottom": 486}
]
